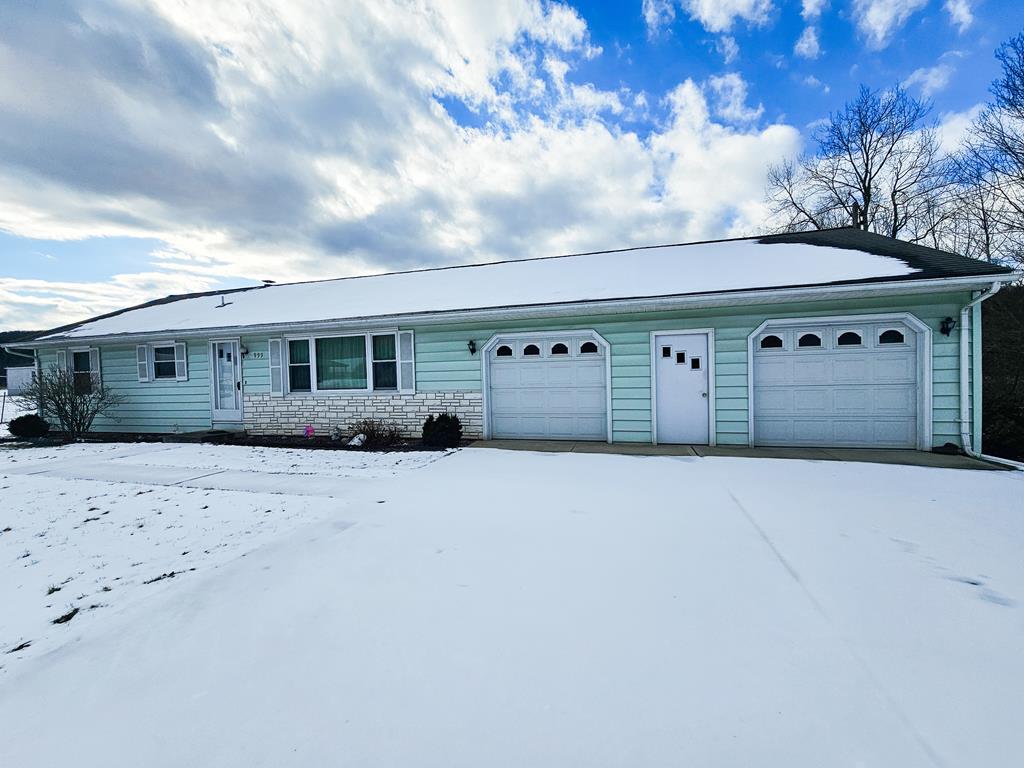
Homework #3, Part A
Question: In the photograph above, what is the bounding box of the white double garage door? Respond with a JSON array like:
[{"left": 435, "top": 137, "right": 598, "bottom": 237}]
[
  {"left": 752, "top": 319, "right": 923, "bottom": 449},
  {"left": 486, "top": 333, "right": 608, "bottom": 440}
]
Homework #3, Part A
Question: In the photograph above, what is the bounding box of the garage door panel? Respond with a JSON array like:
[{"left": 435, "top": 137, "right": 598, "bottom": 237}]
[
  {"left": 575, "top": 363, "right": 606, "bottom": 386},
  {"left": 874, "top": 420, "right": 915, "bottom": 444},
  {"left": 874, "top": 355, "right": 915, "bottom": 382},
  {"left": 833, "top": 420, "right": 875, "bottom": 444},
  {"left": 833, "top": 388, "right": 871, "bottom": 412},
  {"left": 792, "top": 420, "right": 835, "bottom": 443},
  {"left": 792, "top": 358, "right": 829, "bottom": 383},
  {"left": 755, "top": 358, "right": 791, "bottom": 384},
  {"left": 875, "top": 387, "right": 915, "bottom": 412},
  {"left": 794, "top": 389, "right": 831, "bottom": 413},
  {"left": 489, "top": 336, "right": 607, "bottom": 440},
  {"left": 754, "top": 320, "right": 919, "bottom": 449},
  {"left": 832, "top": 357, "right": 871, "bottom": 382},
  {"left": 756, "top": 389, "right": 792, "bottom": 413}
]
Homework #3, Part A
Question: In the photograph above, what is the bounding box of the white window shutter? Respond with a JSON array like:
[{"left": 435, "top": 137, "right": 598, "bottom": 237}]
[
  {"left": 89, "top": 348, "right": 101, "bottom": 387},
  {"left": 136, "top": 345, "right": 150, "bottom": 382},
  {"left": 398, "top": 331, "right": 415, "bottom": 393},
  {"left": 268, "top": 339, "right": 284, "bottom": 396},
  {"left": 174, "top": 342, "right": 188, "bottom": 381},
  {"left": 55, "top": 349, "right": 67, "bottom": 373}
]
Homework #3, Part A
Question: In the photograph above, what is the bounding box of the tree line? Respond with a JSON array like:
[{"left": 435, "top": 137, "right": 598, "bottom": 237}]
[{"left": 766, "top": 33, "right": 1024, "bottom": 266}]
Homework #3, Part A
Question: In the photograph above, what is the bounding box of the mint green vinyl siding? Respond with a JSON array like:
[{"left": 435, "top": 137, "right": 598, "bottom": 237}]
[
  {"left": 38, "top": 290, "right": 979, "bottom": 446},
  {"left": 406, "top": 292, "right": 973, "bottom": 446},
  {"left": 241, "top": 337, "right": 271, "bottom": 394},
  {"left": 38, "top": 341, "right": 213, "bottom": 433}
]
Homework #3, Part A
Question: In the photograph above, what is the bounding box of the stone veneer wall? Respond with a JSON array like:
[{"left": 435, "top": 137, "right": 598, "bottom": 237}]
[{"left": 243, "top": 391, "right": 483, "bottom": 438}]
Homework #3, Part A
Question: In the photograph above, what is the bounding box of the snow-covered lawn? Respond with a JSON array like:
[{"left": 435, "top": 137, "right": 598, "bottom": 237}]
[{"left": 1, "top": 444, "right": 1022, "bottom": 767}]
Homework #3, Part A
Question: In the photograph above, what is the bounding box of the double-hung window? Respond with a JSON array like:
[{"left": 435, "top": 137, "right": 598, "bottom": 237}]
[
  {"left": 152, "top": 345, "right": 177, "bottom": 379},
  {"left": 135, "top": 342, "right": 188, "bottom": 382},
  {"left": 282, "top": 331, "right": 410, "bottom": 394},
  {"left": 371, "top": 334, "right": 397, "bottom": 390},
  {"left": 71, "top": 350, "right": 94, "bottom": 394},
  {"left": 288, "top": 339, "right": 313, "bottom": 392}
]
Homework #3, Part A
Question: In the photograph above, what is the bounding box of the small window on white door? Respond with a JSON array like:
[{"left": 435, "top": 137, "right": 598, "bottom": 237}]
[
  {"left": 662, "top": 345, "right": 672, "bottom": 358},
  {"left": 760, "top": 334, "right": 784, "bottom": 349},
  {"left": 690, "top": 357, "right": 701, "bottom": 370},
  {"left": 580, "top": 341, "right": 599, "bottom": 354},
  {"left": 675, "top": 351, "right": 686, "bottom": 364}
]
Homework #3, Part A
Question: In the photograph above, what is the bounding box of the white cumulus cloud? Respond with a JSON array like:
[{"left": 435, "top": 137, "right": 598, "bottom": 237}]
[
  {"left": 852, "top": 0, "right": 928, "bottom": 50},
  {"left": 0, "top": 0, "right": 800, "bottom": 328},
  {"left": 706, "top": 73, "right": 765, "bottom": 123},
  {"left": 801, "top": 0, "right": 828, "bottom": 20},
  {"left": 903, "top": 63, "right": 955, "bottom": 98},
  {"left": 643, "top": 0, "right": 774, "bottom": 35},
  {"left": 944, "top": 0, "right": 974, "bottom": 33},
  {"left": 794, "top": 26, "right": 821, "bottom": 59}
]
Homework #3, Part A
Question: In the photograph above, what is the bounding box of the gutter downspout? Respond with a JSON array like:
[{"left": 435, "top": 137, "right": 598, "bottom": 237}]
[{"left": 959, "top": 282, "right": 1001, "bottom": 459}]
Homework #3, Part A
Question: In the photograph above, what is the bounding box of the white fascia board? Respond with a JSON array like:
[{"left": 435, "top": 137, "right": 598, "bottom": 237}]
[{"left": 29, "top": 272, "right": 1022, "bottom": 348}]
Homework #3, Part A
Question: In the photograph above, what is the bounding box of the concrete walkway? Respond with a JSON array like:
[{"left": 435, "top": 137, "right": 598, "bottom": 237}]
[{"left": 470, "top": 439, "right": 1006, "bottom": 470}]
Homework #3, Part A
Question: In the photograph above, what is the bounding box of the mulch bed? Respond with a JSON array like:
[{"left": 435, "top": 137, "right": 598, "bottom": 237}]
[{"left": 2, "top": 430, "right": 463, "bottom": 452}]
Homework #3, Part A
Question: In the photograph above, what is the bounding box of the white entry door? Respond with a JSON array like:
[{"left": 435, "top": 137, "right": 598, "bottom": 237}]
[
  {"left": 654, "top": 332, "right": 710, "bottom": 444},
  {"left": 211, "top": 340, "right": 242, "bottom": 422}
]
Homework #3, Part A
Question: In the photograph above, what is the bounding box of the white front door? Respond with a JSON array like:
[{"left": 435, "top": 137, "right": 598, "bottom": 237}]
[
  {"left": 654, "top": 333, "right": 710, "bottom": 444},
  {"left": 211, "top": 340, "right": 242, "bottom": 422}
]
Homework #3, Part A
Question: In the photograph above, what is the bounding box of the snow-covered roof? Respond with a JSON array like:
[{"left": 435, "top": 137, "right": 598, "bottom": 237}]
[{"left": 38, "top": 229, "right": 1014, "bottom": 341}]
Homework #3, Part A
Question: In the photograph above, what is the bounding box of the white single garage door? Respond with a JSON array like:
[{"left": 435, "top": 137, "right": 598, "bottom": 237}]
[
  {"left": 752, "top": 320, "right": 920, "bottom": 448},
  {"left": 487, "top": 334, "right": 608, "bottom": 440}
]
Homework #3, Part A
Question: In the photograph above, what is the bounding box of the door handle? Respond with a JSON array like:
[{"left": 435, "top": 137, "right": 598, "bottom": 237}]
[
  {"left": 701, "top": 392, "right": 708, "bottom": 398},
  {"left": 236, "top": 381, "right": 241, "bottom": 391}
]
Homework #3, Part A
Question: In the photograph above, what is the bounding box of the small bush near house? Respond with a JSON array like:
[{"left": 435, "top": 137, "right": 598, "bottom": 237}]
[
  {"left": 7, "top": 413, "right": 50, "bottom": 439},
  {"left": 348, "top": 418, "right": 402, "bottom": 449},
  {"left": 422, "top": 412, "right": 462, "bottom": 448},
  {"left": 16, "top": 364, "right": 125, "bottom": 440}
]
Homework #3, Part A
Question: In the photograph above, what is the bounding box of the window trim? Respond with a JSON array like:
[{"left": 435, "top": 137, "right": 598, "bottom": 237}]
[
  {"left": 68, "top": 346, "right": 100, "bottom": 394},
  {"left": 151, "top": 343, "right": 178, "bottom": 380},
  {"left": 835, "top": 328, "right": 865, "bottom": 348},
  {"left": 522, "top": 343, "right": 541, "bottom": 357},
  {"left": 550, "top": 342, "right": 569, "bottom": 356},
  {"left": 282, "top": 329, "right": 409, "bottom": 396},
  {"left": 136, "top": 340, "right": 188, "bottom": 383},
  {"left": 796, "top": 331, "right": 823, "bottom": 349},
  {"left": 877, "top": 327, "right": 908, "bottom": 346}
]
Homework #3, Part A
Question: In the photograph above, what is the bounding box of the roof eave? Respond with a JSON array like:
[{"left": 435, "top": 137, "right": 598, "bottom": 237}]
[{"left": 27, "top": 272, "right": 1021, "bottom": 347}]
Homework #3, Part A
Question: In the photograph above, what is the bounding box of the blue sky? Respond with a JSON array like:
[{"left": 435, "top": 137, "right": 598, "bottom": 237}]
[{"left": 1, "top": 0, "right": 1021, "bottom": 331}]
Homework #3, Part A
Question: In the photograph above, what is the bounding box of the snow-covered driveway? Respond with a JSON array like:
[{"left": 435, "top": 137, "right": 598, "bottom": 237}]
[{"left": 1, "top": 445, "right": 1022, "bottom": 767}]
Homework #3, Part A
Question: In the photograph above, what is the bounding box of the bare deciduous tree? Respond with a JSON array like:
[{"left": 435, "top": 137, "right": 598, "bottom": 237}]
[
  {"left": 15, "top": 364, "right": 126, "bottom": 440},
  {"left": 767, "top": 85, "right": 950, "bottom": 241},
  {"left": 955, "top": 33, "right": 1024, "bottom": 265}
]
